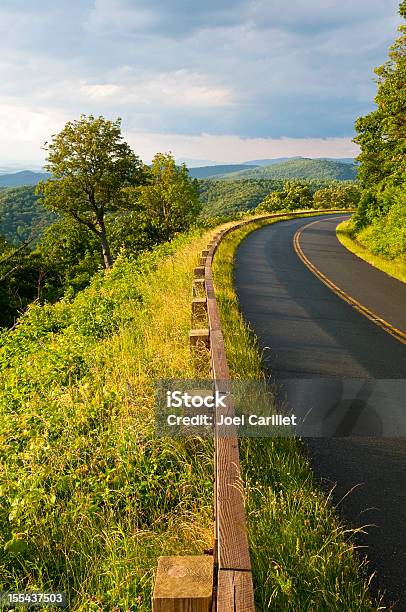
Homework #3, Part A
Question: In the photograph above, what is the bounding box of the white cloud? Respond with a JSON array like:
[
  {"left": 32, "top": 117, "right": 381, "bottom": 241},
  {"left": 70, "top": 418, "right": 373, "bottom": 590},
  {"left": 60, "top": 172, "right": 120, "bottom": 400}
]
[
  {"left": 80, "top": 71, "right": 234, "bottom": 106},
  {"left": 0, "top": 0, "right": 401, "bottom": 164},
  {"left": 124, "top": 132, "right": 360, "bottom": 164}
]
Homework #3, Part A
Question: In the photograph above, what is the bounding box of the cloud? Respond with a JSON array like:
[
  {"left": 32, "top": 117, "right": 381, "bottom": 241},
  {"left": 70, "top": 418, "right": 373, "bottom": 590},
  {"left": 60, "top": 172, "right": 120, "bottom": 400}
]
[
  {"left": 0, "top": 0, "right": 402, "bottom": 164},
  {"left": 124, "top": 132, "right": 360, "bottom": 164},
  {"left": 85, "top": 0, "right": 248, "bottom": 37}
]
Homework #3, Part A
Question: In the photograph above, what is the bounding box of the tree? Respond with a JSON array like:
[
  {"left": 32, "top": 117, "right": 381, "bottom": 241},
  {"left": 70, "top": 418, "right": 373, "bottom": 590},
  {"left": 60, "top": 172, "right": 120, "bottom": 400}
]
[
  {"left": 257, "top": 181, "right": 312, "bottom": 213},
  {"left": 313, "top": 183, "right": 361, "bottom": 209},
  {"left": 36, "top": 218, "right": 101, "bottom": 296},
  {"left": 36, "top": 115, "right": 147, "bottom": 269},
  {"left": 352, "top": 2, "right": 405, "bottom": 231},
  {"left": 354, "top": 2, "right": 405, "bottom": 193},
  {"left": 137, "top": 153, "right": 201, "bottom": 242}
]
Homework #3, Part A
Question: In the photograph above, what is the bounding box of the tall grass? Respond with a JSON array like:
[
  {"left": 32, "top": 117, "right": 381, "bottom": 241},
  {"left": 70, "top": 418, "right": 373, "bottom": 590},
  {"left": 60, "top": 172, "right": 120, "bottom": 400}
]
[
  {"left": 212, "top": 218, "right": 382, "bottom": 611},
  {"left": 0, "top": 231, "right": 215, "bottom": 611}
]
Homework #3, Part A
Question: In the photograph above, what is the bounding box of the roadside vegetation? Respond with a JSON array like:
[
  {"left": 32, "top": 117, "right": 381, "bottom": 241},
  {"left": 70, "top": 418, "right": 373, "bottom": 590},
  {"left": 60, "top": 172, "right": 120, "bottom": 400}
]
[
  {"left": 212, "top": 218, "right": 381, "bottom": 611},
  {"left": 337, "top": 219, "right": 406, "bottom": 284},
  {"left": 0, "top": 229, "right": 215, "bottom": 611},
  {"left": 346, "top": 1, "right": 405, "bottom": 271}
]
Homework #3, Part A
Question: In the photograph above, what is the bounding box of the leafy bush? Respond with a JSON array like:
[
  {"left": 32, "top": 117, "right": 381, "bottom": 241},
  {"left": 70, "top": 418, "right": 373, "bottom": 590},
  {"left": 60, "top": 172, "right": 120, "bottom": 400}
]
[{"left": 356, "top": 196, "right": 406, "bottom": 260}]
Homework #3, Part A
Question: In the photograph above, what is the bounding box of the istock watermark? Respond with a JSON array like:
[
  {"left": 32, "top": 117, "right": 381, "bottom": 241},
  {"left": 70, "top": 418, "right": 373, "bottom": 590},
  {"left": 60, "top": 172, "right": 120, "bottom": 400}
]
[
  {"left": 156, "top": 380, "right": 297, "bottom": 437},
  {"left": 155, "top": 378, "right": 406, "bottom": 438}
]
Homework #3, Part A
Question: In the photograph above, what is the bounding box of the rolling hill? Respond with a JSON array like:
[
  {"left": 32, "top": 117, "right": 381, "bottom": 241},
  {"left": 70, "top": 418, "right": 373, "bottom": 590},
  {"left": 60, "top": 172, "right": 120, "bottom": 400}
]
[
  {"left": 214, "top": 158, "right": 357, "bottom": 181},
  {"left": 188, "top": 164, "right": 258, "bottom": 178},
  {"left": 0, "top": 170, "right": 50, "bottom": 187},
  {"left": 243, "top": 157, "right": 355, "bottom": 166}
]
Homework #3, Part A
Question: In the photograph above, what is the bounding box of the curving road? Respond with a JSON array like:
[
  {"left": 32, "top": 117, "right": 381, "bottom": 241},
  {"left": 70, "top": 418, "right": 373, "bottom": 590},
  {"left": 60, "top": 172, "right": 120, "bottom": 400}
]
[{"left": 234, "top": 214, "right": 406, "bottom": 609}]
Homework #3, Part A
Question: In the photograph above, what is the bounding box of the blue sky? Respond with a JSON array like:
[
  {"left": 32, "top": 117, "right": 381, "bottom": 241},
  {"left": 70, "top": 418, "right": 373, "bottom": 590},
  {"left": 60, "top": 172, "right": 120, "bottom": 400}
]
[{"left": 0, "top": 0, "right": 401, "bottom": 166}]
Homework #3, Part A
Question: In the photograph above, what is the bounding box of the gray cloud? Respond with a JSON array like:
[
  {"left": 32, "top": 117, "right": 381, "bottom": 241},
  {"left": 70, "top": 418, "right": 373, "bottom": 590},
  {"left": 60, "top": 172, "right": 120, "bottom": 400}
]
[{"left": 0, "top": 0, "right": 402, "bottom": 162}]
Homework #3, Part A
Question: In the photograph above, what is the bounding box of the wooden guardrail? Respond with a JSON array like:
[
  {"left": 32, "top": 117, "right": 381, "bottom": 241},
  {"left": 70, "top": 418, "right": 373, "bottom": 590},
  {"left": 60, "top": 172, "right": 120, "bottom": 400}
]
[{"left": 153, "top": 209, "right": 352, "bottom": 611}]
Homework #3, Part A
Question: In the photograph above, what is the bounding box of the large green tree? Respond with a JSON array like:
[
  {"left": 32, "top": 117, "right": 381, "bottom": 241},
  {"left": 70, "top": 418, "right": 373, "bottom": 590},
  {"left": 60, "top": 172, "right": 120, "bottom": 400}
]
[
  {"left": 36, "top": 115, "right": 147, "bottom": 269},
  {"left": 137, "top": 153, "right": 201, "bottom": 242},
  {"left": 353, "top": 1, "right": 405, "bottom": 226}
]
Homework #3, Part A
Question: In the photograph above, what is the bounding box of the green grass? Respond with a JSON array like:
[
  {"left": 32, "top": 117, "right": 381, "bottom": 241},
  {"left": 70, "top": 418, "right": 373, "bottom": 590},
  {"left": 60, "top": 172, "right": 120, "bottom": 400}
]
[
  {"left": 0, "top": 230, "right": 216, "bottom": 611},
  {"left": 337, "top": 220, "right": 406, "bottom": 284},
  {"left": 212, "top": 217, "right": 382, "bottom": 611}
]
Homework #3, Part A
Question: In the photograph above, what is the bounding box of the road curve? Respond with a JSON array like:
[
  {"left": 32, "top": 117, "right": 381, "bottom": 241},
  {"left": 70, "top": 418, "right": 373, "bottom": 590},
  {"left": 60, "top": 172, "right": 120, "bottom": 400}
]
[{"left": 234, "top": 214, "right": 406, "bottom": 609}]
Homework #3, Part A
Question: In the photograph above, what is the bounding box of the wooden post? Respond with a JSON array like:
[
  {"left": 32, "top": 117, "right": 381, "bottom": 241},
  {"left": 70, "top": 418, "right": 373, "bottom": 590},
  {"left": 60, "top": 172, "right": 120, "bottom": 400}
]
[
  {"left": 199, "top": 256, "right": 207, "bottom": 266},
  {"left": 152, "top": 556, "right": 213, "bottom": 612},
  {"left": 192, "top": 297, "right": 207, "bottom": 319},
  {"left": 192, "top": 278, "right": 205, "bottom": 297},
  {"left": 190, "top": 328, "right": 210, "bottom": 349},
  {"left": 194, "top": 266, "right": 205, "bottom": 279}
]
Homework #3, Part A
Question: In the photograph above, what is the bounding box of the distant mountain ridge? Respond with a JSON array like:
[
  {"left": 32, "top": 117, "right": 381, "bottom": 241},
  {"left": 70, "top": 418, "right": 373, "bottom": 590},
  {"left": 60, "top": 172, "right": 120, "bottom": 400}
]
[
  {"left": 212, "top": 158, "right": 357, "bottom": 181},
  {"left": 0, "top": 170, "right": 50, "bottom": 187},
  {"left": 0, "top": 157, "right": 357, "bottom": 187},
  {"left": 187, "top": 157, "right": 356, "bottom": 180},
  {"left": 188, "top": 164, "right": 259, "bottom": 178},
  {"left": 243, "top": 157, "right": 355, "bottom": 166}
]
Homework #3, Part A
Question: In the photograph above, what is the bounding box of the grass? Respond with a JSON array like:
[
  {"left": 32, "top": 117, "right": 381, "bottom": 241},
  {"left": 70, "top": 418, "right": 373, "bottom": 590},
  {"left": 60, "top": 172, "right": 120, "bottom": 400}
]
[
  {"left": 0, "top": 230, "right": 216, "bottom": 611},
  {"left": 212, "top": 216, "right": 382, "bottom": 611},
  {"left": 337, "top": 220, "right": 406, "bottom": 284}
]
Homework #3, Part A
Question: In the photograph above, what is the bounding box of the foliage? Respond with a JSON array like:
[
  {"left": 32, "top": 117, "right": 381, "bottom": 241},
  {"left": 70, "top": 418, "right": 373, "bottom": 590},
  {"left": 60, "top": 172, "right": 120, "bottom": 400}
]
[
  {"left": 350, "top": 3, "right": 405, "bottom": 263},
  {"left": 337, "top": 219, "right": 406, "bottom": 283},
  {"left": 138, "top": 153, "right": 201, "bottom": 242},
  {"left": 36, "top": 218, "right": 102, "bottom": 297},
  {"left": 313, "top": 183, "right": 361, "bottom": 209},
  {"left": 0, "top": 229, "right": 214, "bottom": 610},
  {"left": 35, "top": 212, "right": 164, "bottom": 301},
  {"left": 0, "top": 236, "right": 49, "bottom": 328},
  {"left": 199, "top": 178, "right": 345, "bottom": 219},
  {"left": 354, "top": 195, "right": 406, "bottom": 261},
  {"left": 0, "top": 186, "right": 55, "bottom": 244},
  {"left": 256, "top": 181, "right": 313, "bottom": 212},
  {"left": 213, "top": 158, "right": 358, "bottom": 181},
  {"left": 36, "top": 115, "right": 148, "bottom": 269},
  {"left": 354, "top": 10, "right": 405, "bottom": 193},
  {"left": 199, "top": 178, "right": 286, "bottom": 218}
]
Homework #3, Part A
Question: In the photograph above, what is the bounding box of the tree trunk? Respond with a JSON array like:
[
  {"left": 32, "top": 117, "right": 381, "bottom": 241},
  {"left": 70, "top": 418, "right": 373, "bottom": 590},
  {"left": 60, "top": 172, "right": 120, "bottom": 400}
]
[{"left": 98, "top": 218, "right": 113, "bottom": 269}]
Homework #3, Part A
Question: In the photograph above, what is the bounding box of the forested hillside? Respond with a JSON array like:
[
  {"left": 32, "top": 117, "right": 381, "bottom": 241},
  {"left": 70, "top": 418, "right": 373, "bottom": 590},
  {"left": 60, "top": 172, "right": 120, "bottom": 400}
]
[
  {"left": 198, "top": 177, "right": 354, "bottom": 218},
  {"left": 0, "top": 186, "right": 55, "bottom": 243},
  {"left": 188, "top": 164, "right": 257, "bottom": 178},
  {"left": 214, "top": 158, "right": 357, "bottom": 181},
  {"left": 198, "top": 178, "right": 284, "bottom": 218}
]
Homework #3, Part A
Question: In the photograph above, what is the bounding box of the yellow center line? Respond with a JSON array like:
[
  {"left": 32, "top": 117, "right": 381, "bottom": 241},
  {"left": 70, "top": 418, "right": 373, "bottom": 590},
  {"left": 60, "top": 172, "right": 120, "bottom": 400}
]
[{"left": 293, "top": 217, "right": 406, "bottom": 346}]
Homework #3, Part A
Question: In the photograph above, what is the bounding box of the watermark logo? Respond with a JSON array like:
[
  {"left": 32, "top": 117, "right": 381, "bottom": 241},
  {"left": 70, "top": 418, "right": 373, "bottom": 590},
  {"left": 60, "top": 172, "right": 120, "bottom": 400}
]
[{"left": 155, "top": 378, "right": 406, "bottom": 438}]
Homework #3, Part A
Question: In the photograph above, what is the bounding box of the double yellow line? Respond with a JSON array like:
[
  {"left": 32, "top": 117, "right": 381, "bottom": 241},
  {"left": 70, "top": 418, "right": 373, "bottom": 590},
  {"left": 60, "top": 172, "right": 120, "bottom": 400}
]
[{"left": 293, "top": 218, "right": 406, "bottom": 346}]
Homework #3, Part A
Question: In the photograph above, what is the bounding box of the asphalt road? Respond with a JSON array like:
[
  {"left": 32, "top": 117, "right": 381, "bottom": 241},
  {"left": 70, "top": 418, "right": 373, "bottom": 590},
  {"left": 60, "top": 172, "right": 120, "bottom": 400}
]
[{"left": 234, "top": 214, "right": 406, "bottom": 609}]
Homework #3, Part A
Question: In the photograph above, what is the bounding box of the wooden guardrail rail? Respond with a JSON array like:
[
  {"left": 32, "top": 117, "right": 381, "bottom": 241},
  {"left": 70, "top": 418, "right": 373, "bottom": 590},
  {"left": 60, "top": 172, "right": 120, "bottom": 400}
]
[{"left": 153, "top": 209, "right": 353, "bottom": 611}]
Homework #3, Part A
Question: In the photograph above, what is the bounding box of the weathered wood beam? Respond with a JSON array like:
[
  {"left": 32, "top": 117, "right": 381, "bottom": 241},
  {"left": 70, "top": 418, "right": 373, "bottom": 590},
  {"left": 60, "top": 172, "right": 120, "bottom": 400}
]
[{"left": 153, "top": 556, "right": 214, "bottom": 612}]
